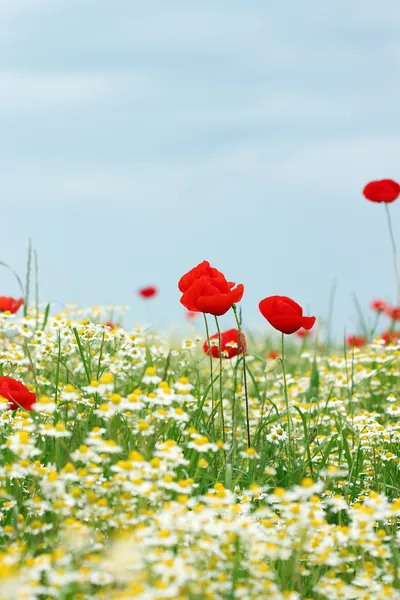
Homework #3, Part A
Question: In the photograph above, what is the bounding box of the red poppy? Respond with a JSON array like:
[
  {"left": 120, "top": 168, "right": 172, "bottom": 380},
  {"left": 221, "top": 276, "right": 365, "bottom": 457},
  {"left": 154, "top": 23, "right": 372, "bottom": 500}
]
[
  {"left": 267, "top": 351, "right": 280, "bottom": 360},
  {"left": 381, "top": 331, "right": 400, "bottom": 345},
  {"left": 0, "top": 297, "right": 24, "bottom": 314},
  {"left": 371, "top": 299, "right": 388, "bottom": 313},
  {"left": 259, "top": 296, "right": 316, "bottom": 335},
  {"left": 203, "top": 328, "right": 246, "bottom": 359},
  {"left": 186, "top": 310, "right": 198, "bottom": 320},
  {"left": 347, "top": 335, "right": 367, "bottom": 348},
  {"left": 178, "top": 261, "right": 230, "bottom": 293},
  {"left": 0, "top": 376, "right": 36, "bottom": 410},
  {"left": 180, "top": 276, "right": 244, "bottom": 316},
  {"left": 296, "top": 328, "right": 311, "bottom": 338},
  {"left": 387, "top": 306, "right": 400, "bottom": 321},
  {"left": 105, "top": 321, "right": 118, "bottom": 330},
  {"left": 363, "top": 179, "right": 400, "bottom": 204},
  {"left": 138, "top": 286, "right": 158, "bottom": 299}
]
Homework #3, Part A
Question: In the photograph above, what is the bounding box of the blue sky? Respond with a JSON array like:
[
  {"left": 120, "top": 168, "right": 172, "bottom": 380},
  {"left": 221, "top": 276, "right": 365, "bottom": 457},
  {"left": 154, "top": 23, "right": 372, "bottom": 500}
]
[{"left": 1, "top": 0, "right": 400, "bottom": 335}]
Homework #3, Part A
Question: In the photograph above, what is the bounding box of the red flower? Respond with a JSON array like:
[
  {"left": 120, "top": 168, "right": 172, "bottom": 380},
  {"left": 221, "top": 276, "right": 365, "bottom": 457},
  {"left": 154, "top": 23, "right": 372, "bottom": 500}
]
[
  {"left": 185, "top": 310, "right": 198, "bottom": 320},
  {"left": 138, "top": 286, "right": 158, "bottom": 299},
  {"left": 267, "top": 351, "right": 280, "bottom": 360},
  {"left": 296, "top": 328, "right": 311, "bottom": 338},
  {"left": 178, "top": 261, "right": 230, "bottom": 293},
  {"left": 105, "top": 321, "right": 118, "bottom": 330},
  {"left": 363, "top": 179, "right": 400, "bottom": 203},
  {"left": 178, "top": 261, "right": 244, "bottom": 316},
  {"left": 381, "top": 331, "right": 400, "bottom": 345},
  {"left": 0, "top": 297, "right": 24, "bottom": 314},
  {"left": 180, "top": 276, "right": 244, "bottom": 316},
  {"left": 387, "top": 306, "right": 400, "bottom": 321},
  {"left": 347, "top": 335, "right": 367, "bottom": 348},
  {"left": 259, "top": 296, "right": 316, "bottom": 335},
  {"left": 0, "top": 376, "right": 36, "bottom": 410},
  {"left": 371, "top": 299, "right": 388, "bottom": 313},
  {"left": 203, "top": 328, "right": 246, "bottom": 359}
]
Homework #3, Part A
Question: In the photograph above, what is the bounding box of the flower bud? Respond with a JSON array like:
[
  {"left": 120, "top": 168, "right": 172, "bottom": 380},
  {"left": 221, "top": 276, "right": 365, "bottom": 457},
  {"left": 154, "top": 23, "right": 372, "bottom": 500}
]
[{"left": 265, "top": 359, "right": 279, "bottom": 374}]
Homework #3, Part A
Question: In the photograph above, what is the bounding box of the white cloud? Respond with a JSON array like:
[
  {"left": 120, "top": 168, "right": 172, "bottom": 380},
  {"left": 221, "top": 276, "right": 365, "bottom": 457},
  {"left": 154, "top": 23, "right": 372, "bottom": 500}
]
[
  {"left": 194, "top": 135, "right": 400, "bottom": 196},
  {"left": 0, "top": 71, "right": 128, "bottom": 110},
  {"left": 0, "top": 0, "right": 51, "bottom": 12},
  {"left": 1, "top": 133, "right": 399, "bottom": 211}
]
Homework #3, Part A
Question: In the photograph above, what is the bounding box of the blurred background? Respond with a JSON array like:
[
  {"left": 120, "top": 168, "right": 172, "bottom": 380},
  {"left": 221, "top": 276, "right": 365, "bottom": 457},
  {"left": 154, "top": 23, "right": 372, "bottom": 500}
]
[{"left": 1, "top": 0, "right": 400, "bottom": 336}]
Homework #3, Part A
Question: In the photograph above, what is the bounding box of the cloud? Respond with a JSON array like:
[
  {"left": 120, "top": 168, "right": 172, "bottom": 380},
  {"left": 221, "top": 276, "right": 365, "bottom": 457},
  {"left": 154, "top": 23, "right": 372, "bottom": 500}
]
[
  {"left": 0, "top": 71, "right": 133, "bottom": 110},
  {"left": 1, "top": 133, "right": 399, "bottom": 212},
  {"left": 0, "top": 0, "right": 51, "bottom": 13},
  {"left": 205, "top": 135, "right": 400, "bottom": 190}
]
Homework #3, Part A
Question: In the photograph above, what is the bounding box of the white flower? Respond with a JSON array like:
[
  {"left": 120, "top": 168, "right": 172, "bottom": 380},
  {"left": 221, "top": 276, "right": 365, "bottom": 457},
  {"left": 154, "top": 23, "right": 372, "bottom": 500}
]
[
  {"left": 266, "top": 426, "right": 288, "bottom": 445},
  {"left": 39, "top": 424, "right": 71, "bottom": 438},
  {"left": 187, "top": 435, "right": 219, "bottom": 453},
  {"left": 386, "top": 404, "right": 400, "bottom": 416}
]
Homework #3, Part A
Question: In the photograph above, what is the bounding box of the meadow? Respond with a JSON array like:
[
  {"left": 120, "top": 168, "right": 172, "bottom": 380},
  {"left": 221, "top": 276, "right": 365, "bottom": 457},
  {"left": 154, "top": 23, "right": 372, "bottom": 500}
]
[{"left": 1, "top": 179, "right": 400, "bottom": 599}]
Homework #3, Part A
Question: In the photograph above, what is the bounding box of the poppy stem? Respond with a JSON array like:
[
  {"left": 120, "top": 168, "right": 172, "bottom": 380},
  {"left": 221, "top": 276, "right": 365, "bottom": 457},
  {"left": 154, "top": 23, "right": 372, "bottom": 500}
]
[
  {"left": 214, "top": 316, "right": 226, "bottom": 445},
  {"left": 232, "top": 304, "right": 251, "bottom": 449},
  {"left": 230, "top": 357, "right": 239, "bottom": 470},
  {"left": 384, "top": 204, "right": 400, "bottom": 307},
  {"left": 203, "top": 314, "right": 215, "bottom": 440},
  {"left": 281, "top": 332, "right": 293, "bottom": 470}
]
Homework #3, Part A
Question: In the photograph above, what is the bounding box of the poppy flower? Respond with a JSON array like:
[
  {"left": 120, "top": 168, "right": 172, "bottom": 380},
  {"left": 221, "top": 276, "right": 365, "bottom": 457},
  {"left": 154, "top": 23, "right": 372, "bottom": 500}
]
[
  {"left": 387, "top": 306, "right": 400, "bottom": 321},
  {"left": 105, "top": 321, "right": 118, "bottom": 330},
  {"left": 138, "top": 286, "right": 158, "bottom": 299},
  {"left": 371, "top": 299, "right": 388, "bottom": 313},
  {"left": 0, "top": 376, "right": 36, "bottom": 410},
  {"left": 381, "top": 330, "right": 400, "bottom": 345},
  {"left": 185, "top": 310, "right": 198, "bottom": 320},
  {"left": 259, "top": 295, "right": 316, "bottom": 335},
  {"left": 363, "top": 179, "right": 400, "bottom": 203},
  {"left": 347, "top": 335, "right": 367, "bottom": 348},
  {"left": 296, "top": 328, "right": 311, "bottom": 338},
  {"left": 203, "top": 328, "right": 246, "bottom": 359},
  {"left": 267, "top": 351, "right": 280, "bottom": 360},
  {"left": 0, "top": 297, "right": 24, "bottom": 314},
  {"left": 178, "top": 260, "right": 230, "bottom": 294},
  {"left": 180, "top": 276, "right": 244, "bottom": 316}
]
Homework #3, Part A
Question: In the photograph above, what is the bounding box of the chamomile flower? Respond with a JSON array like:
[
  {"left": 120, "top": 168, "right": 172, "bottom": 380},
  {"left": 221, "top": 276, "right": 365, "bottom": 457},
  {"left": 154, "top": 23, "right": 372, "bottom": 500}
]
[
  {"left": 142, "top": 367, "right": 161, "bottom": 385},
  {"left": 33, "top": 395, "right": 57, "bottom": 413},
  {"left": 266, "top": 426, "right": 288, "bottom": 445}
]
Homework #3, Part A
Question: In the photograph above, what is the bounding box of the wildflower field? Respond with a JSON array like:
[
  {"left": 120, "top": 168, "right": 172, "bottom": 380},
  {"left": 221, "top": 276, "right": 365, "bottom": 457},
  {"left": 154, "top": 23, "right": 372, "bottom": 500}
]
[{"left": 1, "top": 180, "right": 400, "bottom": 599}]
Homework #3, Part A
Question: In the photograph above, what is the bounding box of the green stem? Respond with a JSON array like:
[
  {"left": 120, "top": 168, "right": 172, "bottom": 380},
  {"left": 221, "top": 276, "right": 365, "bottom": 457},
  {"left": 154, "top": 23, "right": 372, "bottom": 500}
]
[
  {"left": 232, "top": 304, "right": 251, "bottom": 449},
  {"left": 203, "top": 314, "right": 215, "bottom": 440},
  {"left": 231, "top": 357, "right": 239, "bottom": 466},
  {"left": 281, "top": 332, "right": 292, "bottom": 470},
  {"left": 34, "top": 249, "right": 40, "bottom": 331},
  {"left": 385, "top": 203, "right": 400, "bottom": 307},
  {"left": 23, "top": 239, "right": 32, "bottom": 318},
  {"left": 214, "top": 316, "right": 226, "bottom": 443},
  {"left": 326, "top": 278, "right": 337, "bottom": 352},
  {"left": 255, "top": 371, "right": 269, "bottom": 448}
]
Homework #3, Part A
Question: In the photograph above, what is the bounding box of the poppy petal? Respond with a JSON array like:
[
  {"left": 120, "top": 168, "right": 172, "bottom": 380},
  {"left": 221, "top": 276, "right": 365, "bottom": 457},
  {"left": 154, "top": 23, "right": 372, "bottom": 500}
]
[
  {"left": 178, "top": 261, "right": 228, "bottom": 292},
  {"left": 197, "top": 293, "right": 234, "bottom": 316},
  {"left": 301, "top": 316, "right": 316, "bottom": 330},
  {"left": 266, "top": 312, "right": 303, "bottom": 335},
  {"left": 178, "top": 261, "right": 211, "bottom": 293},
  {"left": 230, "top": 284, "right": 244, "bottom": 304},
  {"left": 275, "top": 296, "right": 303, "bottom": 316}
]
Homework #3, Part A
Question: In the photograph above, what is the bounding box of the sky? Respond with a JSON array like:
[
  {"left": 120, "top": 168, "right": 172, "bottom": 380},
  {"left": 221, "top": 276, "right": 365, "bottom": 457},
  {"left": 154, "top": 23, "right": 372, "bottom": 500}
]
[{"left": 1, "top": 0, "right": 400, "bottom": 336}]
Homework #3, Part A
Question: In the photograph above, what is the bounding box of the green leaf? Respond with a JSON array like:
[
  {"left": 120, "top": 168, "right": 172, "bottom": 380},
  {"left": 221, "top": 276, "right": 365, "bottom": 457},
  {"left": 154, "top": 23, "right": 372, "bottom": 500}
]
[
  {"left": 72, "top": 327, "right": 91, "bottom": 384},
  {"left": 306, "top": 356, "right": 319, "bottom": 402},
  {"left": 42, "top": 303, "right": 52, "bottom": 330}
]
